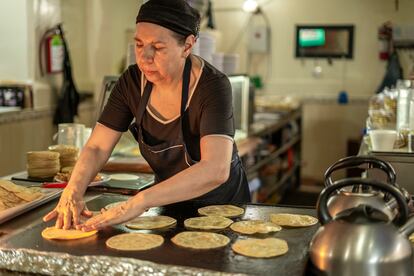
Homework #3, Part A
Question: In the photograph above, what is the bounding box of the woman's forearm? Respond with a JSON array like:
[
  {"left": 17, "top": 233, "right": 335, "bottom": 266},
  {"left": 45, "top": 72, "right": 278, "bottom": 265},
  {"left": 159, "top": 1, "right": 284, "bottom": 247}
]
[{"left": 65, "top": 145, "right": 112, "bottom": 194}]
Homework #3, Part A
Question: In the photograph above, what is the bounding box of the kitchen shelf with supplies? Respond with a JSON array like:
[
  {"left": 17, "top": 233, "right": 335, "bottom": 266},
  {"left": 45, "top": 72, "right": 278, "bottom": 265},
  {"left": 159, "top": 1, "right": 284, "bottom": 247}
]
[{"left": 239, "top": 107, "right": 302, "bottom": 204}]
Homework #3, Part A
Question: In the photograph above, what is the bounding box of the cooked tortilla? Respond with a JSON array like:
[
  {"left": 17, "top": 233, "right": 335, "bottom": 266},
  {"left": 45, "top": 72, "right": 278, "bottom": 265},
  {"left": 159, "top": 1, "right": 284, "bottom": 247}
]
[
  {"left": 125, "top": 215, "right": 176, "bottom": 230},
  {"left": 0, "top": 180, "right": 43, "bottom": 202},
  {"left": 230, "top": 220, "right": 282, "bottom": 234},
  {"left": 184, "top": 216, "right": 233, "bottom": 230},
  {"left": 198, "top": 205, "right": 244, "bottom": 218},
  {"left": 171, "top": 231, "right": 230, "bottom": 249},
  {"left": 106, "top": 233, "right": 164, "bottom": 251},
  {"left": 232, "top": 238, "right": 288, "bottom": 258},
  {"left": 0, "top": 180, "right": 43, "bottom": 211},
  {"left": 41, "top": 227, "right": 97, "bottom": 240},
  {"left": 269, "top": 213, "right": 318, "bottom": 227}
]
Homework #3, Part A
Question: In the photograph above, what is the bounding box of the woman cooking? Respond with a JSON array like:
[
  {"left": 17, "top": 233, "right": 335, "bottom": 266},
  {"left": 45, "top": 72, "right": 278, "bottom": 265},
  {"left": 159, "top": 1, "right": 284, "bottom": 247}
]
[{"left": 43, "top": 0, "right": 251, "bottom": 231}]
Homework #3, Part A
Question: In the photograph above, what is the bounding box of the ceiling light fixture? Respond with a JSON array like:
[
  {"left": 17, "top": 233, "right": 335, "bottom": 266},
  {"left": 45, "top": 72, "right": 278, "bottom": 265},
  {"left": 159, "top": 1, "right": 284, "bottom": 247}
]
[{"left": 242, "top": 0, "right": 259, "bottom": 13}]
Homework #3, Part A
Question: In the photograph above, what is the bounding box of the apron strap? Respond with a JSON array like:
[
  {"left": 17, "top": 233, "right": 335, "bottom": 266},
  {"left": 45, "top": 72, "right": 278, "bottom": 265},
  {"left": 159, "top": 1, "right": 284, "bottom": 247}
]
[
  {"left": 181, "top": 57, "right": 192, "bottom": 116},
  {"left": 136, "top": 81, "right": 153, "bottom": 127}
]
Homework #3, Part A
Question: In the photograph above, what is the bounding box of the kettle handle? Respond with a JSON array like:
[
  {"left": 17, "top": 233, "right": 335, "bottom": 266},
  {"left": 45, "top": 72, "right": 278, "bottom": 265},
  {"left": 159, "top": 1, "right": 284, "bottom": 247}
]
[
  {"left": 324, "top": 155, "right": 397, "bottom": 186},
  {"left": 317, "top": 178, "right": 408, "bottom": 226}
]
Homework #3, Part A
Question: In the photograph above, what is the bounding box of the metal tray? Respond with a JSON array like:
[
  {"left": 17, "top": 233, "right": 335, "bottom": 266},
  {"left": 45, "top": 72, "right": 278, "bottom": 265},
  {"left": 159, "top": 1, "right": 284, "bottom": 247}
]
[
  {"left": 0, "top": 194, "right": 318, "bottom": 275},
  {"left": 0, "top": 187, "right": 61, "bottom": 224}
]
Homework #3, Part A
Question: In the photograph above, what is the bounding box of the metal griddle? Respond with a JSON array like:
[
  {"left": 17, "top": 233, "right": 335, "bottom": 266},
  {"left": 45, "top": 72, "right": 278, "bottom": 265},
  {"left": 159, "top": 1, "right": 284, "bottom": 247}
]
[{"left": 0, "top": 194, "right": 318, "bottom": 275}]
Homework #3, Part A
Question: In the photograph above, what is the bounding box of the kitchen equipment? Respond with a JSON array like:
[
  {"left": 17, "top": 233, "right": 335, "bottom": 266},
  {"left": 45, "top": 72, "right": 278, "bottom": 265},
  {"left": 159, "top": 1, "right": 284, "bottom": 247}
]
[
  {"left": 29, "top": 182, "right": 68, "bottom": 188},
  {"left": 324, "top": 155, "right": 400, "bottom": 220},
  {"left": 228, "top": 74, "right": 255, "bottom": 135},
  {"left": 309, "top": 178, "right": 414, "bottom": 276},
  {"left": 0, "top": 83, "right": 32, "bottom": 108},
  {"left": 0, "top": 185, "right": 62, "bottom": 224},
  {"left": 0, "top": 195, "right": 318, "bottom": 276},
  {"left": 53, "top": 123, "right": 85, "bottom": 149}
]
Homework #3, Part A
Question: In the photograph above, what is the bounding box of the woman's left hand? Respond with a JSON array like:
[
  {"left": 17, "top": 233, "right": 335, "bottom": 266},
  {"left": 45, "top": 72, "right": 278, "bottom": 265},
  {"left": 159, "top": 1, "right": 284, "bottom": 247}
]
[{"left": 78, "top": 199, "right": 146, "bottom": 231}]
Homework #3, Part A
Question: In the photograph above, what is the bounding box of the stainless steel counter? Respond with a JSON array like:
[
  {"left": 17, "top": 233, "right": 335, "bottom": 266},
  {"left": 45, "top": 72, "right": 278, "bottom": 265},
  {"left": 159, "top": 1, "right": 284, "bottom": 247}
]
[{"left": 359, "top": 139, "right": 414, "bottom": 194}]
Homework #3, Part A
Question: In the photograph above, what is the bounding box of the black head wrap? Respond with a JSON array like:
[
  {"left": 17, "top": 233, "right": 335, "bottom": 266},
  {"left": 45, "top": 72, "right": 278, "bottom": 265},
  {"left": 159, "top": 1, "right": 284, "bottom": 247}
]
[{"left": 136, "top": 0, "right": 201, "bottom": 38}]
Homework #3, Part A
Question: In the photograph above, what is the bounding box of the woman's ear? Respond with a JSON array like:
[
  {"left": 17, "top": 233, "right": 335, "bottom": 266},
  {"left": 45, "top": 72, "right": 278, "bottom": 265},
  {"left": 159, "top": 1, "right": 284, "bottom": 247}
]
[{"left": 183, "top": 35, "right": 196, "bottom": 57}]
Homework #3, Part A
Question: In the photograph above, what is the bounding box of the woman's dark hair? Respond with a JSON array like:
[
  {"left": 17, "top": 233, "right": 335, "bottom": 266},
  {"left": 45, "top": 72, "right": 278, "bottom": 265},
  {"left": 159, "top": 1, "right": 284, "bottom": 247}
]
[{"left": 171, "top": 32, "right": 188, "bottom": 46}]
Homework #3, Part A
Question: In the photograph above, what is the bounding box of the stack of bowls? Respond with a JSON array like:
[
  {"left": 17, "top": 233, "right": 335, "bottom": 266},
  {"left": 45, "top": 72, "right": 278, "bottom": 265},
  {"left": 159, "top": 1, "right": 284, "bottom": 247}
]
[
  {"left": 212, "top": 53, "right": 224, "bottom": 71},
  {"left": 198, "top": 32, "right": 216, "bottom": 64},
  {"left": 222, "top": 53, "right": 239, "bottom": 75}
]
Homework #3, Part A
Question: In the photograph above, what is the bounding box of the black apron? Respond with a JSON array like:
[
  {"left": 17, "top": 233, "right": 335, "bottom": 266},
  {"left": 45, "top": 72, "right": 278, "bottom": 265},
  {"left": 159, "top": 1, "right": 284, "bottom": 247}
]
[{"left": 129, "top": 57, "right": 250, "bottom": 204}]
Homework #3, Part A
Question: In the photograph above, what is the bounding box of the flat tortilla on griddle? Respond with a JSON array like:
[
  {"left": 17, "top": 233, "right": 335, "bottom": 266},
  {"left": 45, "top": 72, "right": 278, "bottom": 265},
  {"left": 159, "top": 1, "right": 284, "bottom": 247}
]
[
  {"left": 41, "top": 227, "right": 97, "bottom": 240},
  {"left": 198, "top": 205, "right": 244, "bottom": 218},
  {"left": 125, "top": 215, "right": 176, "bottom": 230},
  {"left": 106, "top": 233, "right": 164, "bottom": 251},
  {"left": 184, "top": 216, "right": 233, "bottom": 230},
  {"left": 269, "top": 213, "right": 318, "bottom": 227},
  {"left": 171, "top": 231, "right": 230, "bottom": 249},
  {"left": 230, "top": 220, "right": 282, "bottom": 234},
  {"left": 232, "top": 238, "right": 288, "bottom": 258}
]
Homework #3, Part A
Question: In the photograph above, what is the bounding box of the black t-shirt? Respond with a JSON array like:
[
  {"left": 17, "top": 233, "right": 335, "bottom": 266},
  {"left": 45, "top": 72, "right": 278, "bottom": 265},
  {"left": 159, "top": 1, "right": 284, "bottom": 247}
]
[{"left": 98, "top": 59, "right": 237, "bottom": 161}]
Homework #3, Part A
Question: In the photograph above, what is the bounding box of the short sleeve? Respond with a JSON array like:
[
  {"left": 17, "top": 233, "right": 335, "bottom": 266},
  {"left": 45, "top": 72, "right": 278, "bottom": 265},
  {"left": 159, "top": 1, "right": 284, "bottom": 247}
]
[
  {"left": 98, "top": 69, "right": 136, "bottom": 132},
  {"left": 199, "top": 75, "right": 234, "bottom": 138}
]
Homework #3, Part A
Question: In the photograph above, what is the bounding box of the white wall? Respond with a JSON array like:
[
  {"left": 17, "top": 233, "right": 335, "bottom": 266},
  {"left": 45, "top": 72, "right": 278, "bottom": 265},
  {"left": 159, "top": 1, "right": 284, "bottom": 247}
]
[
  {"left": 84, "top": 0, "right": 139, "bottom": 96},
  {"left": 59, "top": 0, "right": 140, "bottom": 95},
  {"left": 213, "top": 0, "right": 414, "bottom": 97},
  {"left": 0, "top": 0, "right": 29, "bottom": 81}
]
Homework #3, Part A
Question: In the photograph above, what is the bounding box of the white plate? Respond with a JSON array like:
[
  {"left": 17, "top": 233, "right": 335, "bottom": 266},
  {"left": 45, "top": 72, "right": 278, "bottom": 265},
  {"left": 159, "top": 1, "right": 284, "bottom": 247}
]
[
  {"left": 110, "top": 173, "right": 139, "bottom": 181},
  {"left": 54, "top": 173, "right": 111, "bottom": 187}
]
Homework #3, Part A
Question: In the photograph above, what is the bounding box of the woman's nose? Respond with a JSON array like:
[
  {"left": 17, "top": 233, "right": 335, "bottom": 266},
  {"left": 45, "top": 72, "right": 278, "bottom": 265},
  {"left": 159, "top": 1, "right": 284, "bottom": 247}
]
[{"left": 138, "top": 46, "right": 154, "bottom": 63}]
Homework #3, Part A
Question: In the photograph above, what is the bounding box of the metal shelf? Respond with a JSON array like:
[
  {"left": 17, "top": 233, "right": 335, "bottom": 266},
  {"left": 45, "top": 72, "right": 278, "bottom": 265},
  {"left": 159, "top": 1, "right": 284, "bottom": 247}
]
[
  {"left": 263, "top": 164, "right": 300, "bottom": 203},
  {"left": 246, "top": 135, "right": 301, "bottom": 176}
]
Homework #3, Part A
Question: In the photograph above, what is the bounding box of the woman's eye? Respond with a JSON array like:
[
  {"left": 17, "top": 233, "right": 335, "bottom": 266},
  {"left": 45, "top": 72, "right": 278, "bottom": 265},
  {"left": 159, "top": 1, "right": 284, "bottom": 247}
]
[
  {"left": 135, "top": 44, "right": 143, "bottom": 48},
  {"left": 153, "top": 45, "right": 164, "bottom": 51}
]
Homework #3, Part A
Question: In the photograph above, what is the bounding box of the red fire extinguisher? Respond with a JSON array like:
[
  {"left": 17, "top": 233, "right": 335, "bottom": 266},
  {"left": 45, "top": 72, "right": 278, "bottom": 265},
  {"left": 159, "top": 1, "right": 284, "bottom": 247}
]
[
  {"left": 39, "top": 26, "right": 64, "bottom": 75},
  {"left": 378, "top": 22, "right": 393, "bottom": 61}
]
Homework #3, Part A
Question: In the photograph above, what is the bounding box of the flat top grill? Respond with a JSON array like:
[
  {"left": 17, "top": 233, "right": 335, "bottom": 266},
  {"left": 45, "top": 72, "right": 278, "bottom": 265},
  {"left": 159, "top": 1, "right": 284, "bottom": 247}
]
[{"left": 0, "top": 194, "right": 318, "bottom": 275}]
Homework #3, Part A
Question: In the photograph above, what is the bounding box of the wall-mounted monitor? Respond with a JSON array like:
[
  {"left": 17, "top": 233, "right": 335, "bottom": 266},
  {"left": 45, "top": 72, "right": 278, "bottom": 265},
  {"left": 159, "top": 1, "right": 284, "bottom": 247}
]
[{"left": 295, "top": 25, "right": 354, "bottom": 59}]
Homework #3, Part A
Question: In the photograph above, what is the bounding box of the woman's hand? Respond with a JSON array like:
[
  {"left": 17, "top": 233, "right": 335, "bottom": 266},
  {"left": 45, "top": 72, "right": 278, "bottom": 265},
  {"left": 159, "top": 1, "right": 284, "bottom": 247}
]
[
  {"left": 78, "top": 197, "right": 147, "bottom": 231},
  {"left": 42, "top": 188, "right": 92, "bottom": 229}
]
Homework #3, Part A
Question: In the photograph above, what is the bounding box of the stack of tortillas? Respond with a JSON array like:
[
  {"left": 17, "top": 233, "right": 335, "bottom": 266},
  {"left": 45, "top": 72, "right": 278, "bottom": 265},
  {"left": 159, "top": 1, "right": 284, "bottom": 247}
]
[
  {"left": 41, "top": 227, "right": 97, "bottom": 240},
  {"left": 106, "top": 233, "right": 164, "bottom": 251},
  {"left": 269, "top": 213, "right": 318, "bottom": 227},
  {"left": 232, "top": 238, "right": 288, "bottom": 258},
  {"left": 27, "top": 151, "right": 60, "bottom": 178},
  {"left": 48, "top": 145, "right": 79, "bottom": 170}
]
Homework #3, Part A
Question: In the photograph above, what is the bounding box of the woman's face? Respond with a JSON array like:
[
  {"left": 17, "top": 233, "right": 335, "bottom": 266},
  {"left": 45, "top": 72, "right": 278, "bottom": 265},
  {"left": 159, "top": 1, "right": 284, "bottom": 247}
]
[{"left": 135, "top": 22, "right": 191, "bottom": 84}]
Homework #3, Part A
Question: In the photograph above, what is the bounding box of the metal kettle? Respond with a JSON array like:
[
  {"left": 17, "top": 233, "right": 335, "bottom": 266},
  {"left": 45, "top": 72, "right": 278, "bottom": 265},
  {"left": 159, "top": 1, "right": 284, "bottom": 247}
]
[
  {"left": 309, "top": 178, "right": 414, "bottom": 276},
  {"left": 324, "top": 155, "right": 401, "bottom": 220}
]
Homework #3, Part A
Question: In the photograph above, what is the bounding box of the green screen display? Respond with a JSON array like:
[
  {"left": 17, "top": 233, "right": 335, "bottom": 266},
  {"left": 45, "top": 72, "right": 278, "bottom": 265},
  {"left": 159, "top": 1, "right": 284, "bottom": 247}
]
[{"left": 299, "top": 29, "right": 325, "bottom": 47}]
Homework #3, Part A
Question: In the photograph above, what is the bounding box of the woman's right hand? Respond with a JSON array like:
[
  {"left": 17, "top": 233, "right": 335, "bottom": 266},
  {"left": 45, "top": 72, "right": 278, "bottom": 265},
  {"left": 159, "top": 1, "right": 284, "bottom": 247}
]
[{"left": 42, "top": 188, "right": 92, "bottom": 230}]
